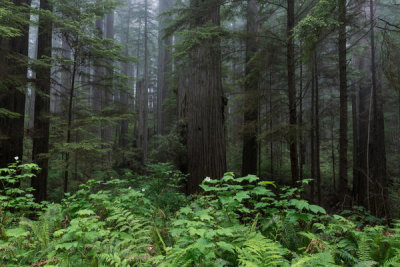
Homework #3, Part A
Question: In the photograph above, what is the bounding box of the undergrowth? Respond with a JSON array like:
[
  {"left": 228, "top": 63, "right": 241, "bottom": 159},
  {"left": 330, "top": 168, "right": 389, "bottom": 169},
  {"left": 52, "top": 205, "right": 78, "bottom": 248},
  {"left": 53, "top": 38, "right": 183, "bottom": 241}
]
[{"left": 0, "top": 163, "right": 399, "bottom": 266}]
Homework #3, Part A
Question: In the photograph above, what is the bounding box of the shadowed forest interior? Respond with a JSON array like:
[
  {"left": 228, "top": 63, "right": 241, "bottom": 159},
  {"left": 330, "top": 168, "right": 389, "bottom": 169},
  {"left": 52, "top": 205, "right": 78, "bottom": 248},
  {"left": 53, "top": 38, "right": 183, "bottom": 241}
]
[{"left": 1, "top": 0, "right": 400, "bottom": 266}]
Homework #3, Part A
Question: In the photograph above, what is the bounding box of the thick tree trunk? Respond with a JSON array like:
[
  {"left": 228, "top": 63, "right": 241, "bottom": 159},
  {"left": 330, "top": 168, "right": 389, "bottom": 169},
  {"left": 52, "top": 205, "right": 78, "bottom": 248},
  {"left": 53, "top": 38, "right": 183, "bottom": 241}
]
[
  {"left": 287, "top": 0, "right": 299, "bottom": 185},
  {"left": 0, "top": 0, "right": 31, "bottom": 170},
  {"left": 242, "top": 0, "right": 259, "bottom": 176},
  {"left": 119, "top": 1, "right": 132, "bottom": 147},
  {"left": 32, "top": 0, "right": 52, "bottom": 202},
  {"left": 338, "top": 0, "right": 348, "bottom": 203},
  {"left": 187, "top": 0, "right": 226, "bottom": 194},
  {"left": 157, "top": 0, "right": 173, "bottom": 135},
  {"left": 138, "top": 0, "right": 149, "bottom": 160}
]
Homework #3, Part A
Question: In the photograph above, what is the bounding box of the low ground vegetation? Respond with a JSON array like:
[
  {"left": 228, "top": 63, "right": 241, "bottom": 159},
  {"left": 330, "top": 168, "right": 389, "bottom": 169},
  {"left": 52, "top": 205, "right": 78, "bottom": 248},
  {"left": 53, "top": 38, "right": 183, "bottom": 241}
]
[{"left": 0, "top": 162, "right": 399, "bottom": 266}]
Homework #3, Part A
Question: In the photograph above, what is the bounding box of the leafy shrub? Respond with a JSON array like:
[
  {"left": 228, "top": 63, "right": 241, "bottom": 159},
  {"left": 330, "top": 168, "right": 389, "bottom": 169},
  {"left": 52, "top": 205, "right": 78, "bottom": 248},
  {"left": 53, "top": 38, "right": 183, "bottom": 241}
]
[{"left": 1, "top": 167, "right": 400, "bottom": 266}]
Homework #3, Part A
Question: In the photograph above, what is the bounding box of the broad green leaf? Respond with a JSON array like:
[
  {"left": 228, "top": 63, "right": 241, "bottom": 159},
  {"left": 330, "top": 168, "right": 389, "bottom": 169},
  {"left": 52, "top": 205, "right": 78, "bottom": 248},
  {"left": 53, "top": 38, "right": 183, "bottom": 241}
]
[
  {"left": 216, "top": 241, "right": 235, "bottom": 253},
  {"left": 234, "top": 191, "right": 250, "bottom": 202}
]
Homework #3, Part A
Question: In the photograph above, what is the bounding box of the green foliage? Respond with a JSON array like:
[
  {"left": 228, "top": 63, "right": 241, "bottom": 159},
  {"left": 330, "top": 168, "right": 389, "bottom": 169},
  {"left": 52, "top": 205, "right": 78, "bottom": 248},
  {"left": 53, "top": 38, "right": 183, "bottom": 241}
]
[
  {"left": 1, "top": 168, "right": 399, "bottom": 266},
  {"left": 0, "top": 0, "right": 29, "bottom": 39},
  {"left": 0, "top": 162, "right": 42, "bottom": 215},
  {"left": 295, "top": 0, "right": 338, "bottom": 59}
]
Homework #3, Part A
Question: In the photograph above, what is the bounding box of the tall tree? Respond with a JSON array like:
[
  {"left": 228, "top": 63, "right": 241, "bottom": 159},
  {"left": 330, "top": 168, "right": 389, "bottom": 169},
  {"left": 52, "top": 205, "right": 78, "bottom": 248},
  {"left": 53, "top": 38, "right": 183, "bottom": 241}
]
[
  {"left": 119, "top": 0, "right": 132, "bottom": 147},
  {"left": 157, "top": 0, "right": 173, "bottom": 135},
  {"left": 338, "top": 0, "right": 348, "bottom": 203},
  {"left": 32, "top": 0, "right": 52, "bottom": 202},
  {"left": 187, "top": 0, "right": 226, "bottom": 193},
  {"left": 138, "top": 0, "right": 149, "bottom": 160},
  {"left": 353, "top": 0, "right": 388, "bottom": 217},
  {"left": 103, "top": 11, "right": 114, "bottom": 163},
  {"left": 0, "top": 0, "right": 31, "bottom": 169},
  {"left": 287, "top": 0, "right": 299, "bottom": 185},
  {"left": 241, "top": 0, "right": 259, "bottom": 176},
  {"left": 368, "top": 0, "right": 388, "bottom": 218}
]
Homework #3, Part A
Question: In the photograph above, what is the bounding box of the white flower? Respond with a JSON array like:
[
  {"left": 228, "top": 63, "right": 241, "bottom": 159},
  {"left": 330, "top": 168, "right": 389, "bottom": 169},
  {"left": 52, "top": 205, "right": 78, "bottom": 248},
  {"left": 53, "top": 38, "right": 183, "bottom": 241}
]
[
  {"left": 14, "top": 156, "right": 19, "bottom": 161},
  {"left": 142, "top": 188, "right": 145, "bottom": 192},
  {"left": 204, "top": 176, "right": 211, "bottom": 182},
  {"left": 128, "top": 186, "right": 132, "bottom": 190}
]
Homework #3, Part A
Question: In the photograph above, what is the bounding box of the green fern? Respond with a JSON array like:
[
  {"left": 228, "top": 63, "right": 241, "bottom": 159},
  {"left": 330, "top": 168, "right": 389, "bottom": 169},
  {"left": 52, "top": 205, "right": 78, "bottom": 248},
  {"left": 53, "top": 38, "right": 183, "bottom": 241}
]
[
  {"left": 291, "top": 252, "right": 338, "bottom": 267},
  {"left": 236, "top": 233, "right": 289, "bottom": 267}
]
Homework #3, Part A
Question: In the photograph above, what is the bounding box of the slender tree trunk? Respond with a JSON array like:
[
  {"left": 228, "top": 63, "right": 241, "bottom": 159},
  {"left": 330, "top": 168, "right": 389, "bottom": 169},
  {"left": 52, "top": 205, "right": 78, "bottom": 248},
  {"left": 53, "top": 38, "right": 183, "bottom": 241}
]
[
  {"left": 93, "top": 17, "right": 104, "bottom": 139},
  {"left": 242, "top": 0, "right": 259, "bottom": 176},
  {"left": 269, "top": 70, "right": 274, "bottom": 177},
  {"left": 314, "top": 53, "right": 321, "bottom": 204},
  {"left": 32, "top": 0, "right": 52, "bottom": 202},
  {"left": 369, "top": 0, "right": 388, "bottom": 218},
  {"left": 331, "top": 111, "right": 336, "bottom": 191},
  {"left": 187, "top": 0, "right": 226, "bottom": 194},
  {"left": 352, "top": 93, "right": 360, "bottom": 203},
  {"left": 64, "top": 59, "right": 77, "bottom": 193},
  {"left": 338, "top": 0, "right": 348, "bottom": 203},
  {"left": 287, "top": 0, "right": 299, "bottom": 185},
  {"left": 103, "top": 12, "right": 114, "bottom": 163},
  {"left": 299, "top": 56, "right": 305, "bottom": 181},
  {"left": 134, "top": 16, "right": 142, "bottom": 147},
  {"left": 352, "top": 0, "right": 388, "bottom": 218},
  {"left": 310, "top": 61, "right": 316, "bottom": 201}
]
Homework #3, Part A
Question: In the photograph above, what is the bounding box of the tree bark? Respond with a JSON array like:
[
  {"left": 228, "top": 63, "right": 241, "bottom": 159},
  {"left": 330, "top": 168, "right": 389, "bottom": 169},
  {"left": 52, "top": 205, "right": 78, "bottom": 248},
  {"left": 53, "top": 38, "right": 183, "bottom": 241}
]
[
  {"left": 287, "top": 0, "right": 299, "bottom": 185},
  {"left": 368, "top": 0, "right": 388, "bottom": 218},
  {"left": 103, "top": 12, "right": 114, "bottom": 163},
  {"left": 32, "top": 0, "right": 52, "bottom": 202},
  {"left": 242, "top": 0, "right": 259, "bottom": 176},
  {"left": 352, "top": 0, "right": 388, "bottom": 217},
  {"left": 64, "top": 58, "right": 77, "bottom": 193},
  {"left": 138, "top": 0, "right": 149, "bottom": 160},
  {"left": 157, "top": 0, "right": 173, "bottom": 135},
  {"left": 310, "top": 61, "right": 315, "bottom": 201},
  {"left": 187, "top": 0, "right": 226, "bottom": 194},
  {"left": 299, "top": 56, "right": 305, "bottom": 181},
  {"left": 338, "top": 0, "right": 348, "bottom": 203},
  {"left": 314, "top": 53, "right": 321, "bottom": 204},
  {"left": 119, "top": 0, "right": 132, "bottom": 147},
  {"left": 0, "top": 0, "right": 31, "bottom": 170}
]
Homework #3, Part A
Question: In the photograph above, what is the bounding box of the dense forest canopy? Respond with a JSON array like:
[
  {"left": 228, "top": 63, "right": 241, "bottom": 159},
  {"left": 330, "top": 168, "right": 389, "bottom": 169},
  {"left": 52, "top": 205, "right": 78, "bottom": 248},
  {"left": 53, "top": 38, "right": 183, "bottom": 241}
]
[{"left": 1, "top": 0, "right": 400, "bottom": 265}]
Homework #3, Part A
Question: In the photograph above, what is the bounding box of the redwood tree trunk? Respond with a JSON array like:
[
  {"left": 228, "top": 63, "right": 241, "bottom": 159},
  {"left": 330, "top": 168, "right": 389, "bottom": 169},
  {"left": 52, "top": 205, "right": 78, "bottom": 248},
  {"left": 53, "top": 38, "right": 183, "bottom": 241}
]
[
  {"left": 138, "top": 0, "right": 149, "bottom": 160},
  {"left": 287, "top": 0, "right": 299, "bottom": 185},
  {"left": 338, "top": 0, "right": 348, "bottom": 203},
  {"left": 157, "top": 0, "right": 173, "bottom": 135},
  {"left": 119, "top": 1, "right": 132, "bottom": 147},
  {"left": 32, "top": 0, "right": 52, "bottom": 202},
  {"left": 0, "top": 0, "right": 31, "bottom": 170},
  {"left": 187, "top": 0, "right": 226, "bottom": 194},
  {"left": 242, "top": 0, "right": 259, "bottom": 176}
]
